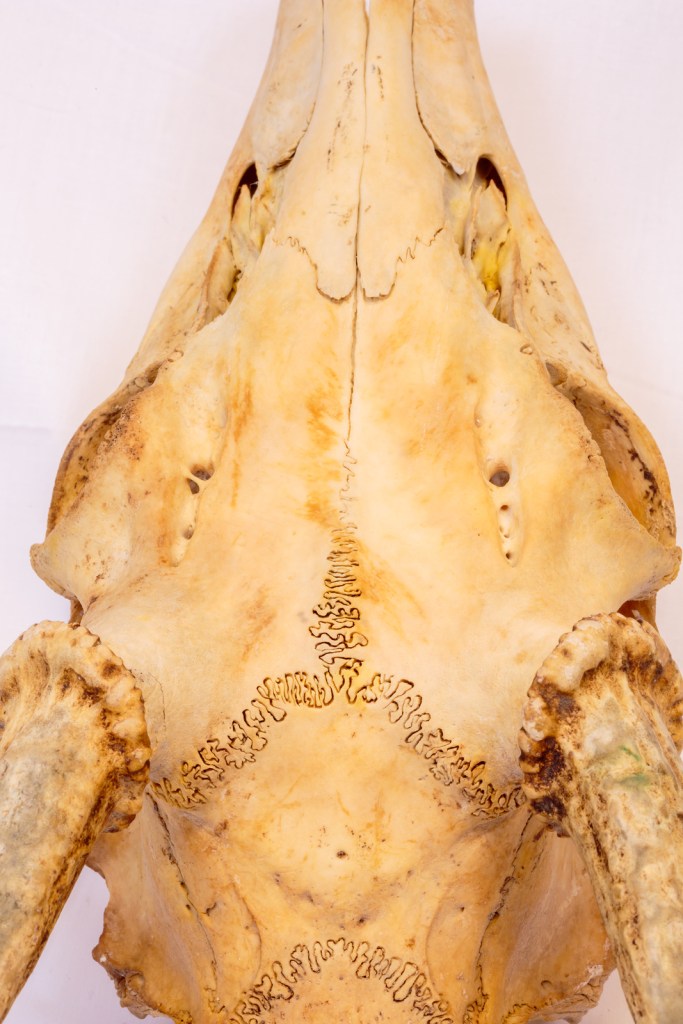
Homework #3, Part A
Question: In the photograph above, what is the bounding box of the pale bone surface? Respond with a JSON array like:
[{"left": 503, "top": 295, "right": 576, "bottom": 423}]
[{"left": 1, "top": 1, "right": 682, "bottom": 1023}]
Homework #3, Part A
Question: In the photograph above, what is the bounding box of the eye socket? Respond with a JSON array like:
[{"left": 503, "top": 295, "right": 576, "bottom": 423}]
[{"left": 489, "top": 469, "right": 510, "bottom": 488}]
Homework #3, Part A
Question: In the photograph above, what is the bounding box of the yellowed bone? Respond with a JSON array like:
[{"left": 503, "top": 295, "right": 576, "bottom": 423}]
[{"left": 1, "top": 1, "right": 682, "bottom": 1023}]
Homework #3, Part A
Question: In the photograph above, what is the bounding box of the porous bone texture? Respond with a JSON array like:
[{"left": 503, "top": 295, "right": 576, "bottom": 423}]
[{"left": 27, "top": 0, "right": 679, "bottom": 1021}]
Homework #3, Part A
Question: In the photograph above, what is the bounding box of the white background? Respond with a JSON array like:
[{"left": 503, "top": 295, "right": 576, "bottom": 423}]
[{"left": 1, "top": 1, "right": 682, "bottom": 1022}]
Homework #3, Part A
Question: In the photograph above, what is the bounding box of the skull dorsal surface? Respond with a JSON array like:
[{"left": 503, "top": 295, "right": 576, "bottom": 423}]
[{"left": 28, "top": 1, "right": 679, "bottom": 1022}]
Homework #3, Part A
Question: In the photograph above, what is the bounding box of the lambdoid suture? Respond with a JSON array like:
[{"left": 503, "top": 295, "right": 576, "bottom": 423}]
[{"left": 2, "top": 2, "right": 682, "bottom": 1024}]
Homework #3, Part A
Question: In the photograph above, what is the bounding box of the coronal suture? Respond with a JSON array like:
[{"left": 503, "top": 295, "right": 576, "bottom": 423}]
[
  {"left": 227, "top": 936, "right": 455, "bottom": 1024},
  {"left": 151, "top": 661, "right": 525, "bottom": 817}
]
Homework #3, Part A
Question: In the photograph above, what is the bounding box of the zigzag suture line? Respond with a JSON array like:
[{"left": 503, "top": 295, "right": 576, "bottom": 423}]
[
  {"left": 153, "top": 294, "right": 524, "bottom": 820},
  {"left": 151, "top": 660, "right": 524, "bottom": 816},
  {"left": 227, "top": 936, "right": 455, "bottom": 1024}
]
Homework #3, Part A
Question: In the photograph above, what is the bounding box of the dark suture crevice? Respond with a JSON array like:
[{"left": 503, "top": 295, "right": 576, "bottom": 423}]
[
  {"left": 149, "top": 797, "right": 220, "bottom": 994},
  {"left": 475, "top": 156, "right": 507, "bottom": 206},
  {"left": 228, "top": 155, "right": 295, "bottom": 308},
  {"left": 232, "top": 162, "right": 259, "bottom": 211},
  {"left": 465, "top": 814, "right": 552, "bottom": 1023},
  {"left": 461, "top": 155, "right": 515, "bottom": 325}
]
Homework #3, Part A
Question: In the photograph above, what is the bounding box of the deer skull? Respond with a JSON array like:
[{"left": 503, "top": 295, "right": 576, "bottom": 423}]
[{"left": 1, "top": 2, "right": 682, "bottom": 1024}]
